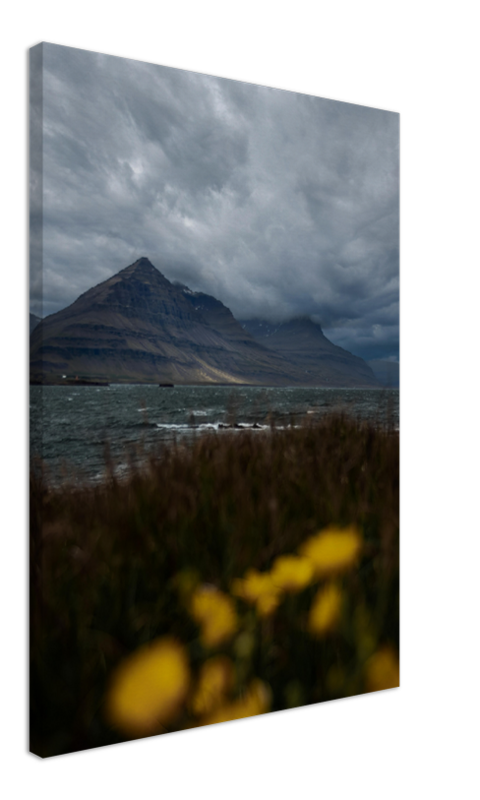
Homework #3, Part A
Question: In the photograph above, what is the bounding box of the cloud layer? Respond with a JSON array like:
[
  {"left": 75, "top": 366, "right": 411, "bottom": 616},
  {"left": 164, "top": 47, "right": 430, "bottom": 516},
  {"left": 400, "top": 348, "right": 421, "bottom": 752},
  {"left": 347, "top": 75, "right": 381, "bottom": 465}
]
[{"left": 30, "top": 43, "right": 399, "bottom": 361}]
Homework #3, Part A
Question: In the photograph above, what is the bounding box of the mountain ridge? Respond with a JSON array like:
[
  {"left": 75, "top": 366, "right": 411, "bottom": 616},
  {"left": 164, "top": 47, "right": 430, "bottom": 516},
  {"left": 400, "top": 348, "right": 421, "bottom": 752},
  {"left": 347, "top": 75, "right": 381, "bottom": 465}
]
[
  {"left": 240, "top": 317, "right": 378, "bottom": 387},
  {"left": 30, "top": 257, "right": 379, "bottom": 387}
]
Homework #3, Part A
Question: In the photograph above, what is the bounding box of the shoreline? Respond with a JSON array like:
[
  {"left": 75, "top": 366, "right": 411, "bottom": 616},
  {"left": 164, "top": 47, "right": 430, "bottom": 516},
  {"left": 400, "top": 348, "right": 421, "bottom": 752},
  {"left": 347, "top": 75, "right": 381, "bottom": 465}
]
[
  {"left": 31, "top": 412, "right": 399, "bottom": 491},
  {"left": 30, "top": 380, "right": 398, "bottom": 390}
]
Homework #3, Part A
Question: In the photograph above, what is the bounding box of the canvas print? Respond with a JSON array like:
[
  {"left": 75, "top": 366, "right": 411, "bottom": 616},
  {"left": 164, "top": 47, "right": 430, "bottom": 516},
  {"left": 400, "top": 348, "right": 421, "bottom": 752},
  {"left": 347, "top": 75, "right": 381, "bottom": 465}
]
[{"left": 29, "top": 43, "right": 399, "bottom": 758}]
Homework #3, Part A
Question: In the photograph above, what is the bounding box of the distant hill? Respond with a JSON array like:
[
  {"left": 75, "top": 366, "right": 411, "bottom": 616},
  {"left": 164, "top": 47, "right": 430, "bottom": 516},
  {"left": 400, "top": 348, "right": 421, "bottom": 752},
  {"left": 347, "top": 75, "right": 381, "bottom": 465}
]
[
  {"left": 30, "top": 257, "right": 380, "bottom": 386},
  {"left": 367, "top": 359, "right": 399, "bottom": 387},
  {"left": 240, "top": 317, "right": 379, "bottom": 387},
  {"left": 30, "top": 313, "right": 41, "bottom": 335}
]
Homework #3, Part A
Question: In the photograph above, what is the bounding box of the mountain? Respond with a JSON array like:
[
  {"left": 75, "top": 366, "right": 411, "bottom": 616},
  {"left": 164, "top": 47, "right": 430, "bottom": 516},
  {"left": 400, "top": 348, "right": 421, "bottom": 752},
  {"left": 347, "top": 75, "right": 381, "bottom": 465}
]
[
  {"left": 30, "top": 258, "right": 298, "bottom": 385},
  {"left": 367, "top": 359, "right": 399, "bottom": 387},
  {"left": 30, "top": 257, "right": 379, "bottom": 386},
  {"left": 30, "top": 313, "right": 41, "bottom": 335},
  {"left": 240, "top": 317, "right": 379, "bottom": 387}
]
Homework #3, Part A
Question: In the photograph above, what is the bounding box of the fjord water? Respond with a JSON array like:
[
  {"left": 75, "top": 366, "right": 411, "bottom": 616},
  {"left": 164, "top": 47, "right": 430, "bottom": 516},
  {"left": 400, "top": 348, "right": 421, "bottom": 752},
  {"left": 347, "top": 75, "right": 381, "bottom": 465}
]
[{"left": 30, "top": 384, "right": 399, "bottom": 483}]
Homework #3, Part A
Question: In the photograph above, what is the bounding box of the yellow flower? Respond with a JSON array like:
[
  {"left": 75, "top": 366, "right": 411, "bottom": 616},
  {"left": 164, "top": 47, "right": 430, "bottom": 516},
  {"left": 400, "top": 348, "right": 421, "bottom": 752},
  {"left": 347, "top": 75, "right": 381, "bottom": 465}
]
[
  {"left": 270, "top": 554, "right": 314, "bottom": 593},
  {"left": 300, "top": 524, "right": 362, "bottom": 577},
  {"left": 308, "top": 582, "right": 343, "bottom": 636},
  {"left": 365, "top": 646, "right": 399, "bottom": 692},
  {"left": 201, "top": 679, "right": 271, "bottom": 726},
  {"left": 239, "top": 679, "right": 271, "bottom": 717},
  {"left": 256, "top": 592, "right": 281, "bottom": 617},
  {"left": 231, "top": 569, "right": 274, "bottom": 602},
  {"left": 191, "top": 655, "right": 234, "bottom": 716},
  {"left": 191, "top": 585, "right": 238, "bottom": 648},
  {"left": 231, "top": 569, "right": 280, "bottom": 617},
  {"left": 105, "top": 637, "right": 190, "bottom": 736}
]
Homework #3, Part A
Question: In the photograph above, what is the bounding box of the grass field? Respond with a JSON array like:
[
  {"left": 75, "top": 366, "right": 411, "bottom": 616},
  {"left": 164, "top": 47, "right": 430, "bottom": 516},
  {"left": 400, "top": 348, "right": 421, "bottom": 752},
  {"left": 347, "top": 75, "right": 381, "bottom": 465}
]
[{"left": 30, "top": 413, "right": 399, "bottom": 757}]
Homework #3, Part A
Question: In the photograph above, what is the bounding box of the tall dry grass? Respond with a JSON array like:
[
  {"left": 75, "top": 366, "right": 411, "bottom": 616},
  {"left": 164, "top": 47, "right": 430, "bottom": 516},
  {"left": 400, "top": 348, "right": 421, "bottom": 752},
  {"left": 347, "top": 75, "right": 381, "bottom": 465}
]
[{"left": 30, "top": 414, "right": 399, "bottom": 757}]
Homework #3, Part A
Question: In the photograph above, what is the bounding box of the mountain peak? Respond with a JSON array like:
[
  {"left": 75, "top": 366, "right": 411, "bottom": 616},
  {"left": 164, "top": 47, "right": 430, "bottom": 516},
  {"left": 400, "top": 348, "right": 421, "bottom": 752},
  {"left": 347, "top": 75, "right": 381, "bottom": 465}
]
[
  {"left": 121, "top": 256, "right": 159, "bottom": 275},
  {"left": 134, "top": 256, "right": 155, "bottom": 268},
  {"left": 115, "top": 257, "right": 173, "bottom": 287}
]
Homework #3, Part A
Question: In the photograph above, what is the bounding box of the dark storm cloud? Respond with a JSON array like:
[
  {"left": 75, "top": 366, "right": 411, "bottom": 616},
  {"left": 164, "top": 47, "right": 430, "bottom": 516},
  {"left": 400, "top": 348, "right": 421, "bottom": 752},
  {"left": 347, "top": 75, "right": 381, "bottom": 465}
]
[{"left": 30, "top": 43, "right": 399, "bottom": 360}]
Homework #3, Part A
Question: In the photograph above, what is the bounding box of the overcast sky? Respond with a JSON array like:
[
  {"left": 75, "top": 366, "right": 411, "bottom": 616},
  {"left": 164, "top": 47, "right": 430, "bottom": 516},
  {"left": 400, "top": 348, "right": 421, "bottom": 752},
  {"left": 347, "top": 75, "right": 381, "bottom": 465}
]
[{"left": 30, "top": 43, "right": 399, "bottom": 361}]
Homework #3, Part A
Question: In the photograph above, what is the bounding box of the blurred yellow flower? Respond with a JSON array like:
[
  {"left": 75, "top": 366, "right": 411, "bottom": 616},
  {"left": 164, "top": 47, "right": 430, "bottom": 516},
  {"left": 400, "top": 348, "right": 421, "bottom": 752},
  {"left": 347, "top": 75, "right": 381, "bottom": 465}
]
[
  {"left": 365, "top": 646, "right": 399, "bottom": 692},
  {"left": 231, "top": 569, "right": 280, "bottom": 617},
  {"left": 270, "top": 554, "right": 314, "bottom": 593},
  {"left": 300, "top": 524, "right": 362, "bottom": 577},
  {"left": 256, "top": 592, "right": 281, "bottom": 617},
  {"left": 308, "top": 582, "right": 343, "bottom": 636},
  {"left": 239, "top": 678, "right": 272, "bottom": 717},
  {"left": 201, "top": 679, "right": 271, "bottom": 726},
  {"left": 191, "top": 655, "right": 234, "bottom": 716},
  {"left": 191, "top": 585, "right": 238, "bottom": 648},
  {"left": 105, "top": 637, "right": 190, "bottom": 736},
  {"left": 231, "top": 569, "right": 274, "bottom": 602}
]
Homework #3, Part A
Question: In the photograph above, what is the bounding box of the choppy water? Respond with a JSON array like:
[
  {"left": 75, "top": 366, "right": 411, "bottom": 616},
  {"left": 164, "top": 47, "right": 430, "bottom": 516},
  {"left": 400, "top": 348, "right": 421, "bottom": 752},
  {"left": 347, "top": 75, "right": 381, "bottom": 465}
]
[{"left": 30, "top": 384, "right": 399, "bottom": 484}]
